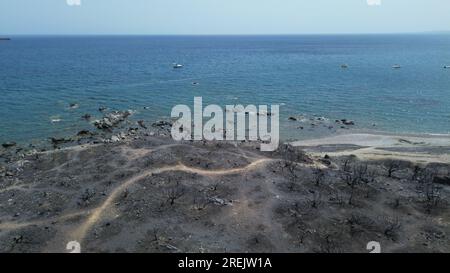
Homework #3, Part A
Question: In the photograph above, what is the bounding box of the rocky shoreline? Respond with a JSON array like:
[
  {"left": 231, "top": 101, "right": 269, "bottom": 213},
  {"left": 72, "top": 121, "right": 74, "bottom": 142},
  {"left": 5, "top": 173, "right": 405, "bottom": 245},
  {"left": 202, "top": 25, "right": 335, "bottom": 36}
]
[
  {"left": 0, "top": 100, "right": 370, "bottom": 158},
  {"left": 2, "top": 106, "right": 450, "bottom": 179},
  {"left": 0, "top": 108, "right": 175, "bottom": 165}
]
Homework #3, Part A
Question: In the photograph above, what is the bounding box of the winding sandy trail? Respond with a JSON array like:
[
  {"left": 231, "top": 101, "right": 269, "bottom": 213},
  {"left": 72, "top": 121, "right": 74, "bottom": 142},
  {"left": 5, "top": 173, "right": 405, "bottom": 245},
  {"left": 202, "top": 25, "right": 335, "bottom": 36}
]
[
  {"left": 1, "top": 141, "right": 321, "bottom": 251},
  {"left": 71, "top": 158, "right": 273, "bottom": 242},
  {"left": 0, "top": 210, "right": 92, "bottom": 231}
]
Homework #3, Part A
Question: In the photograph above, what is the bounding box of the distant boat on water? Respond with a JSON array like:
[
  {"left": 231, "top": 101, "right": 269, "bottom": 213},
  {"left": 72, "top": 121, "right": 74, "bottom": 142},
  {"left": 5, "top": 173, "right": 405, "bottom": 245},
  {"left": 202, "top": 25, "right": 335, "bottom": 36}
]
[
  {"left": 444, "top": 65, "right": 450, "bottom": 69},
  {"left": 173, "top": 63, "right": 183, "bottom": 69},
  {"left": 341, "top": 64, "right": 349, "bottom": 69},
  {"left": 0, "top": 38, "right": 11, "bottom": 41},
  {"left": 392, "top": 64, "right": 401, "bottom": 69}
]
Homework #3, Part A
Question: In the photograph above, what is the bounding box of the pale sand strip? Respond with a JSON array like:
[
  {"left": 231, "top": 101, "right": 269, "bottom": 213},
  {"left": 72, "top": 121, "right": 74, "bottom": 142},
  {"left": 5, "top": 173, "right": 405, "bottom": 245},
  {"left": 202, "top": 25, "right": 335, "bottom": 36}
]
[{"left": 291, "top": 133, "right": 450, "bottom": 164}]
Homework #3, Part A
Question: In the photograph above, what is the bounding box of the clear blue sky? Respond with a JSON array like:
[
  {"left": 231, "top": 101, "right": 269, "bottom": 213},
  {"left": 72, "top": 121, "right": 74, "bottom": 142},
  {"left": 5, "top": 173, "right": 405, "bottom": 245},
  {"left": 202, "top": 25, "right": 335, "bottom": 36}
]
[{"left": 1, "top": 0, "right": 450, "bottom": 35}]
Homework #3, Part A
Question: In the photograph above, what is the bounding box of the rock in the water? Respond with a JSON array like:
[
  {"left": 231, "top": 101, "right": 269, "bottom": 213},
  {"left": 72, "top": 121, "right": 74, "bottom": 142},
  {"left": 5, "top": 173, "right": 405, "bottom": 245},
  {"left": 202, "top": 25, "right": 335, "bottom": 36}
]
[
  {"left": 137, "top": 120, "right": 147, "bottom": 129},
  {"left": 77, "top": 130, "right": 91, "bottom": 136},
  {"left": 98, "top": 107, "right": 107, "bottom": 112},
  {"left": 2, "top": 142, "right": 16, "bottom": 148},
  {"left": 81, "top": 114, "right": 91, "bottom": 120},
  {"left": 69, "top": 103, "right": 79, "bottom": 109},
  {"left": 152, "top": 120, "right": 172, "bottom": 128},
  {"left": 288, "top": 117, "right": 297, "bottom": 121},
  {"left": 93, "top": 110, "right": 132, "bottom": 130},
  {"left": 50, "top": 137, "right": 72, "bottom": 146},
  {"left": 341, "top": 119, "right": 355, "bottom": 126}
]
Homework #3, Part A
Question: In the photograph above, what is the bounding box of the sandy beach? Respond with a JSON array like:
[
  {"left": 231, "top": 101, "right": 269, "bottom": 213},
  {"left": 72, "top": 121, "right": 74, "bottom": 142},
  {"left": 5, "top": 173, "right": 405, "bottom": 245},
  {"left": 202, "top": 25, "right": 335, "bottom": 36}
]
[{"left": 292, "top": 133, "right": 450, "bottom": 164}]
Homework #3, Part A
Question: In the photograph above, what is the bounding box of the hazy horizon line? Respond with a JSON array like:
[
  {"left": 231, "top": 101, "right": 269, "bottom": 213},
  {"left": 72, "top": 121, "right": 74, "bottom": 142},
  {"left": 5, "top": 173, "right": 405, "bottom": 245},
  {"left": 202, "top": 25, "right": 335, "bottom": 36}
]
[{"left": 2, "top": 31, "right": 450, "bottom": 37}]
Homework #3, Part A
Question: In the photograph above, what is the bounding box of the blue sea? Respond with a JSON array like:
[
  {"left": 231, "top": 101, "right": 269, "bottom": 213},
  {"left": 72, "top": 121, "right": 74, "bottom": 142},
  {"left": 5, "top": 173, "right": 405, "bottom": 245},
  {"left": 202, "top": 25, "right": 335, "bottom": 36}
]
[{"left": 1, "top": 34, "right": 450, "bottom": 144}]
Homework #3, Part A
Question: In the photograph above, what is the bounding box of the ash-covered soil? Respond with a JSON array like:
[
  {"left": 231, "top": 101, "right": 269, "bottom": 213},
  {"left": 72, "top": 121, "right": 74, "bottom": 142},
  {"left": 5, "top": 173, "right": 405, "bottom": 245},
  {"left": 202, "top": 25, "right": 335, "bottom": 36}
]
[{"left": 0, "top": 136, "right": 449, "bottom": 253}]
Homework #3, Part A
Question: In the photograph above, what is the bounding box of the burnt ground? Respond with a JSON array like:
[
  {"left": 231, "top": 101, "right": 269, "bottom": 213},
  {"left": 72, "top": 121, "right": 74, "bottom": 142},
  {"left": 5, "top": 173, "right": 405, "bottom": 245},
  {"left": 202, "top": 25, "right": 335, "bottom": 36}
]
[{"left": 0, "top": 136, "right": 449, "bottom": 253}]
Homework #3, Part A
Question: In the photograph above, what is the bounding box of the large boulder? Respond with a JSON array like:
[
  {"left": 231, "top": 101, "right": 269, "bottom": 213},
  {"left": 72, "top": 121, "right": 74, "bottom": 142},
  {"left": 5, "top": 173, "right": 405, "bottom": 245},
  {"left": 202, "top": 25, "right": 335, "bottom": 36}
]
[
  {"left": 50, "top": 137, "right": 72, "bottom": 146},
  {"left": 341, "top": 119, "right": 355, "bottom": 126},
  {"left": 2, "top": 142, "right": 16, "bottom": 148}
]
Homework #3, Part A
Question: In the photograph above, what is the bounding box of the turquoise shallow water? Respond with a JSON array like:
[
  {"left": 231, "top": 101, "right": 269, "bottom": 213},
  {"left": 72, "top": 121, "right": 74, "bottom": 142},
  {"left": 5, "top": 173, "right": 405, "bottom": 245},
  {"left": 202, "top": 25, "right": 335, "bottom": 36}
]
[{"left": 1, "top": 34, "right": 450, "bottom": 144}]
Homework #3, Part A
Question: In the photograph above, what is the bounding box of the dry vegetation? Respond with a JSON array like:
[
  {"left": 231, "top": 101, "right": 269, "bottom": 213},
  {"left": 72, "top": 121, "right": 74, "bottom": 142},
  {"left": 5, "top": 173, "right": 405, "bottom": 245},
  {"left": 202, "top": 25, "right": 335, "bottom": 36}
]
[{"left": 0, "top": 136, "right": 449, "bottom": 253}]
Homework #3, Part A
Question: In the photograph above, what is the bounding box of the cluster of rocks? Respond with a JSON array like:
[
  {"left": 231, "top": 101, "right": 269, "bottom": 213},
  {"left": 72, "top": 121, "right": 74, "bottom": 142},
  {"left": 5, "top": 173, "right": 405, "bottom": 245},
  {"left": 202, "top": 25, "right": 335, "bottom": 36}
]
[
  {"left": 69, "top": 103, "right": 79, "bottom": 109},
  {"left": 137, "top": 120, "right": 147, "bottom": 129},
  {"left": 76, "top": 130, "right": 92, "bottom": 137},
  {"left": 336, "top": 119, "right": 355, "bottom": 126},
  {"left": 0, "top": 107, "right": 179, "bottom": 176},
  {"left": 81, "top": 114, "right": 91, "bottom": 120},
  {"left": 288, "top": 115, "right": 357, "bottom": 130},
  {"left": 0, "top": 165, "right": 14, "bottom": 178},
  {"left": 108, "top": 127, "right": 140, "bottom": 143},
  {"left": 2, "top": 142, "right": 16, "bottom": 149},
  {"left": 1, "top": 116, "right": 171, "bottom": 162},
  {"left": 152, "top": 120, "right": 173, "bottom": 134},
  {"left": 104, "top": 119, "right": 176, "bottom": 143},
  {"left": 49, "top": 137, "right": 73, "bottom": 146},
  {"left": 0, "top": 156, "right": 26, "bottom": 177},
  {"left": 93, "top": 110, "right": 133, "bottom": 130},
  {"left": 152, "top": 120, "right": 172, "bottom": 128}
]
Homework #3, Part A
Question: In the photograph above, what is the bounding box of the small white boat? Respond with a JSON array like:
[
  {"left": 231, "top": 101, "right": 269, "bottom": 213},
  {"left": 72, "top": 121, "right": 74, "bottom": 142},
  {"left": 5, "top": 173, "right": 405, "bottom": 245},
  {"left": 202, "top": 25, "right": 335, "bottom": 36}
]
[
  {"left": 444, "top": 65, "right": 450, "bottom": 69},
  {"left": 173, "top": 63, "right": 183, "bottom": 69},
  {"left": 392, "top": 64, "right": 401, "bottom": 69}
]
